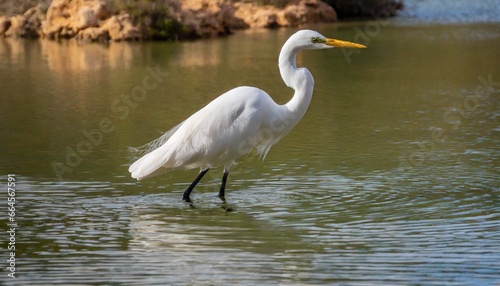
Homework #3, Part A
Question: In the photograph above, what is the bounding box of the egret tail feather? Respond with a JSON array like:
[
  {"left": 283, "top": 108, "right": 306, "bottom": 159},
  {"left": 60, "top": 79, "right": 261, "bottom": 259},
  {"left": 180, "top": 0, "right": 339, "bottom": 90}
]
[{"left": 127, "top": 121, "right": 185, "bottom": 162}]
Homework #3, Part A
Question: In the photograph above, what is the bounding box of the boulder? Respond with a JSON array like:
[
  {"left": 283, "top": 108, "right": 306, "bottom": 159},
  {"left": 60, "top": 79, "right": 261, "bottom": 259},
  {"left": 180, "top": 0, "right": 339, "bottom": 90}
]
[
  {"left": 0, "top": 16, "right": 11, "bottom": 36},
  {"left": 281, "top": 0, "right": 338, "bottom": 26},
  {"left": 232, "top": 3, "right": 278, "bottom": 28},
  {"left": 42, "top": 0, "right": 111, "bottom": 39},
  {"left": 99, "top": 13, "right": 142, "bottom": 41},
  {"left": 3, "top": 5, "right": 44, "bottom": 38},
  {"left": 166, "top": 0, "right": 246, "bottom": 37},
  {"left": 5, "top": 15, "right": 26, "bottom": 37},
  {"left": 75, "top": 26, "right": 109, "bottom": 41},
  {"left": 234, "top": 0, "right": 337, "bottom": 29},
  {"left": 1, "top": 0, "right": 340, "bottom": 41},
  {"left": 75, "top": 13, "right": 142, "bottom": 41},
  {"left": 163, "top": 0, "right": 338, "bottom": 37}
]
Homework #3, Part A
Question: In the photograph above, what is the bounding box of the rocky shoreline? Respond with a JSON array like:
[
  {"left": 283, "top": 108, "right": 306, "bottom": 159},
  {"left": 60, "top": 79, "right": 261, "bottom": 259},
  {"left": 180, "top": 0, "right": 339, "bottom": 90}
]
[{"left": 0, "top": 0, "right": 402, "bottom": 42}]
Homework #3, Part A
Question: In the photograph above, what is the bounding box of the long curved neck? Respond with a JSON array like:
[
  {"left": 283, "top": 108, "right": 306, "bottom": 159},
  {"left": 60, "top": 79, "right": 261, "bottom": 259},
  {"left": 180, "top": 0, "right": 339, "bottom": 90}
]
[{"left": 278, "top": 41, "right": 314, "bottom": 126}]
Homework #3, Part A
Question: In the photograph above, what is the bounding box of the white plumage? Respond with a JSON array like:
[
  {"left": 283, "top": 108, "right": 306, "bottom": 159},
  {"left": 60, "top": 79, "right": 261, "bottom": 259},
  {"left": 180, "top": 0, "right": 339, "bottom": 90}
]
[
  {"left": 129, "top": 87, "right": 280, "bottom": 179},
  {"left": 128, "top": 30, "right": 366, "bottom": 202}
]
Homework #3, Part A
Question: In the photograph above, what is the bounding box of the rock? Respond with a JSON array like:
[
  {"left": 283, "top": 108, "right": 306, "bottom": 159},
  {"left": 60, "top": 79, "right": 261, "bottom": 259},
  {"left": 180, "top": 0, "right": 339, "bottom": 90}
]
[
  {"left": 75, "top": 13, "right": 142, "bottom": 41},
  {"left": 4, "top": 15, "right": 23, "bottom": 37},
  {"left": 234, "top": 0, "right": 337, "bottom": 29},
  {"left": 282, "top": 0, "right": 337, "bottom": 26},
  {"left": 232, "top": 3, "right": 277, "bottom": 28},
  {"left": 253, "top": 10, "right": 280, "bottom": 28},
  {"left": 42, "top": 0, "right": 111, "bottom": 39},
  {"left": 0, "top": 16, "right": 12, "bottom": 36},
  {"left": 164, "top": 0, "right": 337, "bottom": 37},
  {"left": 77, "top": 6, "right": 98, "bottom": 29},
  {"left": 166, "top": 0, "right": 246, "bottom": 38},
  {"left": 75, "top": 26, "right": 109, "bottom": 42},
  {"left": 3, "top": 5, "right": 44, "bottom": 38},
  {"left": 1, "top": 0, "right": 340, "bottom": 41},
  {"left": 22, "top": 6, "right": 45, "bottom": 37},
  {"left": 99, "top": 13, "right": 142, "bottom": 41}
]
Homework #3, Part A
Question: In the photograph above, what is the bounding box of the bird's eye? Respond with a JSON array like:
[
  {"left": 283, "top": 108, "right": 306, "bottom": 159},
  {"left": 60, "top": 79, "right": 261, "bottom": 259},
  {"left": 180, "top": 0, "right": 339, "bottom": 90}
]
[{"left": 311, "top": 37, "right": 324, "bottom": 44}]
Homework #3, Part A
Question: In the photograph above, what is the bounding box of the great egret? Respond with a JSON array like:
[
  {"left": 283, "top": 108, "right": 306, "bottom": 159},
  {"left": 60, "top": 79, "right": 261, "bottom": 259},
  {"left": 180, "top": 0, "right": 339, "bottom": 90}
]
[{"left": 129, "top": 29, "right": 366, "bottom": 202}]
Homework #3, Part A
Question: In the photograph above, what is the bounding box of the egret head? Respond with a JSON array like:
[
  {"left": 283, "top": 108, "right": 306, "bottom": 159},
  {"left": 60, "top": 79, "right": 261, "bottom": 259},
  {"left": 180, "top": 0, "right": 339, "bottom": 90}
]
[
  {"left": 279, "top": 29, "right": 366, "bottom": 88},
  {"left": 289, "top": 30, "right": 367, "bottom": 50}
]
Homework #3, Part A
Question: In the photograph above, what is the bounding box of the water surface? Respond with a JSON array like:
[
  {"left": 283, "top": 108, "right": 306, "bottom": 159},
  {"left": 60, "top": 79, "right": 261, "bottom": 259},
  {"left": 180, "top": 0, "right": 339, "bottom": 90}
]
[{"left": 0, "top": 19, "right": 499, "bottom": 285}]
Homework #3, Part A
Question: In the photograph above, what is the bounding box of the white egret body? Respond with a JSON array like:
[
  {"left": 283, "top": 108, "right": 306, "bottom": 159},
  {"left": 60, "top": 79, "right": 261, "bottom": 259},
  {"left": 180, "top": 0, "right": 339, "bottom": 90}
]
[{"left": 129, "top": 30, "right": 366, "bottom": 202}]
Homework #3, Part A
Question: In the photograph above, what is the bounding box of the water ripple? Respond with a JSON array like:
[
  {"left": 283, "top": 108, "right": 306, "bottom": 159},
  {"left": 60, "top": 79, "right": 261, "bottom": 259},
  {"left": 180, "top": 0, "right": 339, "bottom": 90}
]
[{"left": 8, "top": 169, "right": 499, "bottom": 286}]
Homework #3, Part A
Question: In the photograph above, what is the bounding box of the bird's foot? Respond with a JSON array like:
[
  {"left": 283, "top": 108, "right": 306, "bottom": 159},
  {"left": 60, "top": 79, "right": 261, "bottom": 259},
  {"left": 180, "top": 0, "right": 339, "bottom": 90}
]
[
  {"left": 182, "top": 194, "right": 192, "bottom": 203},
  {"left": 218, "top": 194, "right": 226, "bottom": 203},
  {"left": 182, "top": 196, "right": 196, "bottom": 208}
]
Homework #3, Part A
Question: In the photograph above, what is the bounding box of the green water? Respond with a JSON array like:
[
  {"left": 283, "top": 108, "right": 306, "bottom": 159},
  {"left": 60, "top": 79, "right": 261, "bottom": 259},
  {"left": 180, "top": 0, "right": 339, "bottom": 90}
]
[{"left": 0, "top": 22, "right": 499, "bottom": 285}]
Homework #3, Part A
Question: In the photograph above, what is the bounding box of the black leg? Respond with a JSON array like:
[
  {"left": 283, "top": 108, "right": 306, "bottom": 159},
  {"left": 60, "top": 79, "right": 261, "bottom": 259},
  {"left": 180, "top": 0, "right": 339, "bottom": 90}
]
[
  {"left": 183, "top": 169, "right": 209, "bottom": 202},
  {"left": 218, "top": 170, "right": 229, "bottom": 202}
]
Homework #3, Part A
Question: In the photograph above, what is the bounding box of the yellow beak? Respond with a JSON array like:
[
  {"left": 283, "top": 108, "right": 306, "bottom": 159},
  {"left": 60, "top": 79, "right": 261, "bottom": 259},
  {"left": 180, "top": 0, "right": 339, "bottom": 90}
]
[{"left": 326, "top": 38, "right": 367, "bottom": 49}]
